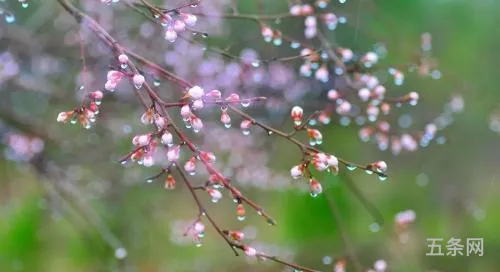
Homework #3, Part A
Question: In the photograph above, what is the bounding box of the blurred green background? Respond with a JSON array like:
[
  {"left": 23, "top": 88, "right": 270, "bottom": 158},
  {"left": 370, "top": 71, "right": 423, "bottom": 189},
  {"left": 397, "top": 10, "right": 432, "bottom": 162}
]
[{"left": 1, "top": 0, "right": 500, "bottom": 271}]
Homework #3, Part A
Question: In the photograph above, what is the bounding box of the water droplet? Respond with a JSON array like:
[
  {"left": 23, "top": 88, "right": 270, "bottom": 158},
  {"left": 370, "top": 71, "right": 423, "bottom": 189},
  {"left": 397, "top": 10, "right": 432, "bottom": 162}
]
[
  {"left": 146, "top": 179, "right": 154, "bottom": 183},
  {"left": 310, "top": 192, "right": 319, "bottom": 198},
  {"left": 4, "top": 12, "right": 15, "bottom": 24},
  {"left": 377, "top": 174, "right": 388, "bottom": 182},
  {"left": 290, "top": 41, "right": 301, "bottom": 49},
  {"left": 21, "top": 2, "right": 29, "bottom": 8},
  {"left": 365, "top": 169, "right": 373, "bottom": 175},
  {"left": 267, "top": 131, "right": 273, "bottom": 136},
  {"left": 211, "top": 198, "right": 219, "bottom": 203},
  {"left": 346, "top": 164, "right": 357, "bottom": 171},
  {"left": 120, "top": 63, "right": 128, "bottom": 69},
  {"left": 251, "top": 60, "right": 260, "bottom": 68},
  {"left": 154, "top": 79, "right": 161, "bottom": 86},
  {"left": 237, "top": 215, "right": 246, "bottom": 221},
  {"left": 369, "top": 222, "right": 380, "bottom": 232},
  {"left": 224, "top": 123, "right": 231, "bottom": 129},
  {"left": 114, "top": 248, "right": 127, "bottom": 259},
  {"left": 256, "top": 210, "right": 263, "bottom": 216},
  {"left": 242, "top": 129, "right": 250, "bottom": 136},
  {"left": 240, "top": 99, "right": 251, "bottom": 107}
]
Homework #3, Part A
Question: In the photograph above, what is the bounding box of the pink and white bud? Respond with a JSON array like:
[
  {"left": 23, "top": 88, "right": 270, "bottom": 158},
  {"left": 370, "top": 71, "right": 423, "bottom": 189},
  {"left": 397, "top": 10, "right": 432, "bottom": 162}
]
[
  {"left": 305, "top": 26, "right": 317, "bottom": 39},
  {"left": 184, "top": 157, "right": 196, "bottom": 174},
  {"left": 339, "top": 48, "right": 353, "bottom": 62},
  {"left": 290, "top": 165, "right": 304, "bottom": 179},
  {"left": 107, "top": 70, "right": 123, "bottom": 82},
  {"left": 358, "top": 88, "right": 371, "bottom": 102},
  {"left": 57, "top": 112, "right": 70, "bottom": 123},
  {"left": 118, "top": 54, "right": 128, "bottom": 64},
  {"left": 133, "top": 74, "right": 145, "bottom": 89},
  {"left": 207, "top": 188, "right": 223, "bottom": 203},
  {"left": 105, "top": 80, "right": 117, "bottom": 92},
  {"left": 301, "top": 4, "right": 313, "bottom": 15},
  {"left": 373, "top": 85, "right": 386, "bottom": 98},
  {"left": 221, "top": 112, "right": 231, "bottom": 128},
  {"left": 181, "top": 13, "right": 197, "bottom": 27},
  {"left": 261, "top": 26, "right": 273, "bottom": 42},
  {"left": 188, "top": 85, "right": 205, "bottom": 100},
  {"left": 307, "top": 128, "right": 323, "bottom": 145},
  {"left": 229, "top": 231, "right": 245, "bottom": 241},
  {"left": 305, "top": 16, "right": 317, "bottom": 28},
  {"left": 180, "top": 105, "right": 191, "bottom": 119},
  {"left": 408, "top": 91, "right": 419, "bottom": 105},
  {"left": 192, "top": 117, "right": 203, "bottom": 132},
  {"left": 90, "top": 90, "right": 104, "bottom": 100},
  {"left": 154, "top": 114, "right": 166, "bottom": 129},
  {"left": 289, "top": 5, "right": 301, "bottom": 16},
  {"left": 165, "top": 27, "right": 177, "bottom": 42},
  {"left": 134, "top": 134, "right": 150, "bottom": 146},
  {"left": 328, "top": 89, "right": 340, "bottom": 100},
  {"left": 167, "top": 145, "right": 180, "bottom": 162},
  {"left": 192, "top": 99, "right": 204, "bottom": 110},
  {"left": 225, "top": 93, "right": 240, "bottom": 103},
  {"left": 362, "top": 52, "right": 379, "bottom": 66},
  {"left": 173, "top": 20, "right": 186, "bottom": 32},
  {"left": 240, "top": 120, "right": 252, "bottom": 135},
  {"left": 291, "top": 106, "right": 304, "bottom": 126},
  {"left": 141, "top": 109, "right": 154, "bottom": 125},
  {"left": 143, "top": 155, "right": 154, "bottom": 167},
  {"left": 244, "top": 246, "right": 257, "bottom": 257},
  {"left": 315, "top": 65, "right": 329, "bottom": 83},
  {"left": 206, "top": 89, "right": 222, "bottom": 99},
  {"left": 372, "top": 161, "right": 387, "bottom": 172},
  {"left": 309, "top": 178, "right": 323, "bottom": 197},
  {"left": 374, "top": 259, "right": 387, "bottom": 272},
  {"left": 299, "top": 63, "right": 312, "bottom": 77},
  {"left": 200, "top": 151, "right": 216, "bottom": 163},
  {"left": 193, "top": 221, "right": 205, "bottom": 233},
  {"left": 161, "top": 132, "right": 173, "bottom": 146},
  {"left": 336, "top": 100, "right": 352, "bottom": 115},
  {"left": 312, "top": 159, "right": 328, "bottom": 172}
]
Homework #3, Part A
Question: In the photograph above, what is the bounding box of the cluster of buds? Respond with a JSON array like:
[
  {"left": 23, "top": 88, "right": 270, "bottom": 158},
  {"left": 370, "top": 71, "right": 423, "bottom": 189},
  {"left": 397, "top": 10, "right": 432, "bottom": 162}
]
[
  {"left": 187, "top": 220, "right": 205, "bottom": 247},
  {"left": 162, "top": 12, "right": 198, "bottom": 42},
  {"left": 260, "top": 25, "right": 282, "bottom": 46},
  {"left": 56, "top": 90, "right": 103, "bottom": 129},
  {"left": 141, "top": 107, "right": 167, "bottom": 129},
  {"left": 311, "top": 152, "right": 339, "bottom": 174},
  {"left": 130, "top": 133, "right": 156, "bottom": 167}
]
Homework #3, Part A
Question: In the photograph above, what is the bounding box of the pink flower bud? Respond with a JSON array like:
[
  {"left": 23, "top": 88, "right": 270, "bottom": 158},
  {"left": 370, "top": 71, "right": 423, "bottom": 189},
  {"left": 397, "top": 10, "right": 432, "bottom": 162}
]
[
  {"left": 305, "top": 16, "right": 317, "bottom": 28},
  {"left": 188, "top": 85, "right": 204, "bottom": 100},
  {"left": 167, "top": 145, "right": 180, "bottom": 162},
  {"left": 315, "top": 65, "right": 329, "bottom": 82},
  {"left": 180, "top": 105, "right": 191, "bottom": 119},
  {"left": 221, "top": 112, "right": 231, "bottom": 128},
  {"left": 289, "top": 5, "right": 301, "bottom": 16},
  {"left": 154, "top": 114, "right": 166, "bottom": 129},
  {"left": 192, "top": 99, "right": 204, "bottom": 110},
  {"left": 173, "top": 20, "right": 186, "bottom": 32},
  {"left": 192, "top": 117, "right": 203, "bottom": 132},
  {"left": 105, "top": 80, "right": 117, "bottom": 92},
  {"left": 261, "top": 26, "right": 273, "bottom": 42},
  {"left": 339, "top": 48, "right": 353, "bottom": 62},
  {"left": 107, "top": 70, "right": 123, "bottom": 81},
  {"left": 207, "top": 188, "right": 223, "bottom": 203},
  {"left": 161, "top": 132, "right": 173, "bottom": 146},
  {"left": 57, "top": 111, "right": 70, "bottom": 123},
  {"left": 193, "top": 221, "right": 205, "bottom": 233},
  {"left": 206, "top": 89, "right": 222, "bottom": 99},
  {"left": 200, "top": 151, "right": 216, "bottom": 163},
  {"left": 309, "top": 178, "right": 323, "bottom": 197},
  {"left": 135, "top": 134, "right": 150, "bottom": 146},
  {"left": 91, "top": 90, "right": 104, "bottom": 100},
  {"left": 358, "top": 88, "right": 371, "bottom": 102},
  {"left": 290, "top": 165, "right": 303, "bottom": 179},
  {"left": 133, "top": 74, "right": 145, "bottom": 89},
  {"left": 301, "top": 4, "right": 313, "bottom": 15},
  {"left": 181, "top": 13, "right": 197, "bottom": 27},
  {"left": 225, "top": 93, "right": 240, "bottom": 102},
  {"left": 165, "top": 27, "right": 177, "bottom": 42},
  {"left": 118, "top": 54, "right": 128, "bottom": 63},
  {"left": 229, "top": 231, "right": 245, "bottom": 241},
  {"left": 372, "top": 161, "right": 387, "bottom": 172},
  {"left": 184, "top": 157, "right": 196, "bottom": 174},
  {"left": 290, "top": 106, "right": 304, "bottom": 125},
  {"left": 336, "top": 100, "right": 351, "bottom": 115},
  {"left": 328, "top": 89, "right": 340, "bottom": 100},
  {"left": 143, "top": 155, "right": 154, "bottom": 167},
  {"left": 408, "top": 91, "right": 419, "bottom": 105},
  {"left": 244, "top": 246, "right": 257, "bottom": 257}
]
